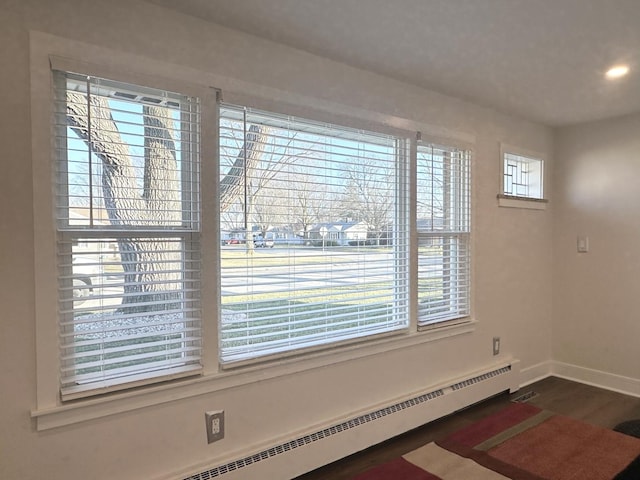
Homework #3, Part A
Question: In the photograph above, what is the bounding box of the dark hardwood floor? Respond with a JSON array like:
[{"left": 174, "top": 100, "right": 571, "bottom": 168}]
[{"left": 295, "top": 376, "right": 640, "bottom": 480}]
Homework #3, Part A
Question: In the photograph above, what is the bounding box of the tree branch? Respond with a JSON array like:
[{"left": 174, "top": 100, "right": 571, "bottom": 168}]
[{"left": 66, "top": 91, "right": 145, "bottom": 225}]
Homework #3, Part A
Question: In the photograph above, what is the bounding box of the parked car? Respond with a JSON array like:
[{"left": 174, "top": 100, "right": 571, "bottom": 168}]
[
  {"left": 253, "top": 234, "right": 275, "bottom": 248},
  {"left": 72, "top": 256, "right": 99, "bottom": 304}
]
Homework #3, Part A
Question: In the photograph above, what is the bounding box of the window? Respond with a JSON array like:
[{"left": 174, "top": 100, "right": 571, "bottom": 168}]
[
  {"left": 218, "top": 106, "right": 410, "bottom": 365},
  {"left": 54, "top": 71, "right": 202, "bottom": 399},
  {"left": 502, "top": 151, "right": 544, "bottom": 199},
  {"left": 45, "top": 66, "right": 472, "bottom": 406},
  {"left": 35, "top": 45, "right": 477, "bottom": 428},
  {"left": 416, "top": 143, "right": 471, "bottom": 327}
]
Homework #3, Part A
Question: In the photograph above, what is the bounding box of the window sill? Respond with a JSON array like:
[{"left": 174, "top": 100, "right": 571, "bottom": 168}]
[
  {"left": 497, "top": 194, "right": 548, "bottom": 210},
  {"left": 31, "top": 320, "right": 476, "bottom": 431}
]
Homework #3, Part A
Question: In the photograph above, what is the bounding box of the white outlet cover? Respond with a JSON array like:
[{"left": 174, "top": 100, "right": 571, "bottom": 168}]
[{"left": 205, "top": 410, "right": 225, "bottom": 444}]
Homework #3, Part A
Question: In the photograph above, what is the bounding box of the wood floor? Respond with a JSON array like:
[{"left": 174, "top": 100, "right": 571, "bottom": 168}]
[{"left": 295, "top": 376, "right": 640, "bottom": 480}]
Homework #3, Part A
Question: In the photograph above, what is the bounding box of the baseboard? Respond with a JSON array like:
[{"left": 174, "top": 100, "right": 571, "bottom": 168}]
[
  {"left": 515, "top": 360, "right": 640, "bottom": 399},
  {"left": 551, "top": 361, "right": 640, "bottom": 398},
  {"left": 519, "top": 360, "right": 553, "bottom": 388}
]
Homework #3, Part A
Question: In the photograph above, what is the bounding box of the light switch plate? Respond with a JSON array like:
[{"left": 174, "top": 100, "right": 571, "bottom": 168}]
[{"left": 577, "top": 235, "right": 589, "bottom": 253}]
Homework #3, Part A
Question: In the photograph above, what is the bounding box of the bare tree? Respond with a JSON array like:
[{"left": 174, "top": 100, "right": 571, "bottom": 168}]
[
  {"left": 67, "top": 93, "right": 268, "bottom": 311},
  {"left": 341, "top": 160, "right": 394, "bottom": 244},
  {"left": 288, "top": 170, "right": 329, "bottom": 239},
  {"left": 219, "top": 125, "right": 271, "bottom": 212},
  {"left": 220, "top": 121, "right": 318, "bottom": 245},
  {"left": 293, "top": 181, "right": 317, "bottom": 239},
  {"left": 249, "top": 169, "right": 326, "bottom": 241}
]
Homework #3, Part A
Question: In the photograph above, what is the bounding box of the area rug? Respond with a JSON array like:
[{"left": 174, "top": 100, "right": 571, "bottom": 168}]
[{"left": 353, "top": 403, "right": 640, "bottom": 480}]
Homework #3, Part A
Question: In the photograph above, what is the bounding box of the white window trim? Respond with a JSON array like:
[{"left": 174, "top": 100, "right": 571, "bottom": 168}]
[
  {"left": 498, "top": 143, "right": 548, "bottom": 210},
  {"left": 30, "top": 32, "right": 476, "bottom": 431}
]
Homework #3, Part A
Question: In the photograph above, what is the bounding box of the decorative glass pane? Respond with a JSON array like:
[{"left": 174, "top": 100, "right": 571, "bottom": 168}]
[{"left": 503, "top": 152, "right": 543, "bottom": 199}]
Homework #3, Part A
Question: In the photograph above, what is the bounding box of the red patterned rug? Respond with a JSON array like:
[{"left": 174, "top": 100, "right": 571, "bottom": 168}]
[{"left": 353, "top": 403, "right": 640, "bottom": 480}]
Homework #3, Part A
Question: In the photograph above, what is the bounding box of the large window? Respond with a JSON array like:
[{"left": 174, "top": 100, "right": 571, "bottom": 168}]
[
  {"left": 416, "top": 143, "right": 471, "bottom": 327},
  {"left": 47, "top": 67, "right": 472, "bottom": 402},
  {"left": 54, "top": 71, "right": 202, "bottom": 399},
  {"left": 218, "top": 106, "right": 410, "bottom": 364}
]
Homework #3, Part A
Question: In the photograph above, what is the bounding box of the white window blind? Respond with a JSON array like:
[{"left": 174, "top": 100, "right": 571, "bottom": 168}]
[
  {"left": 219, "top": 105, "right": 410, "bottom": 364},
  {"left": 416, "top": 143, "right": 471, "bottom": 327},
  {"left": 54, "top": 71, "right": 202, "bottom": 399}
]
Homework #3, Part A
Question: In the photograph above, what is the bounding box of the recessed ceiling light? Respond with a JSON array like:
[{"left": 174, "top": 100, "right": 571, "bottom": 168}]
[{"left": 606, "top": 65, "right": 630, "bottom": 79}]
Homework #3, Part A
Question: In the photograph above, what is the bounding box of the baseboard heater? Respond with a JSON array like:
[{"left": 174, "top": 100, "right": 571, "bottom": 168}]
[{"left": 181, "top": 359, "right": 520, "bottom": 480}]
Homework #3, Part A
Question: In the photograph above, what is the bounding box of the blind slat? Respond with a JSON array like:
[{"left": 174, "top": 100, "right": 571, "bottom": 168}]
[
  {"left": 62, "top": 355, "right": 202, "bottom": 386},
  {"left": 61, "top": 345, "right": 201, "bottom": 374}
]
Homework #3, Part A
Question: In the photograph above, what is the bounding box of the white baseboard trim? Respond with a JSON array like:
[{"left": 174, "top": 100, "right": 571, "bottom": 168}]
[
  {"left": 551, "top": 361, "right": 640, "bottom": 398},
  {"left": 516, "top": 360, "right": 640, "bottom": 399},
  {"left": 518, "top": 360, "right": 553, "bottom": 388}
]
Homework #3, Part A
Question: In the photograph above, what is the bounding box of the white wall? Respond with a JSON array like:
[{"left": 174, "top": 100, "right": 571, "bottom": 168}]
[
  {"left": 0, "top": 0, "right": 554, "bottom": 478},
  {"left": 553, "top": 114, "right": 640, "bottom": 388}
]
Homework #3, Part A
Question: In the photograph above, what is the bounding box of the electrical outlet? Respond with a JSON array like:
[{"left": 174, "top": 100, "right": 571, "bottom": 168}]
[
  {"left": 205, "top": 410, "right": 225, "bottom": 444},
  {"left": 493, "top": 336, "right": 500, "bottom": 356}
]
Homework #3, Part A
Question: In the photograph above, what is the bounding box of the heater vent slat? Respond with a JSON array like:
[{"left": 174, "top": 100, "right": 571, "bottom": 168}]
[
  {"left": 450, "top": 365, "right": 511, "bottom": 391},
  {"left": 185, "top": 364, "right": 512, "bottom": 479}
]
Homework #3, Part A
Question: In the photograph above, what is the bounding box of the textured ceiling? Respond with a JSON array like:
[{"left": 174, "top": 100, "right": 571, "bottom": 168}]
[{"left": 146, "top": 0, "right": 640, "bottom": 126}]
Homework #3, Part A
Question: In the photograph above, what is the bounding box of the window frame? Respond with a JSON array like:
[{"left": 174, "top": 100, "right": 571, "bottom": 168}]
[
  {"left": 32, "top": 50, "right": 217, "bottom": 412},
  {"left": 30, "top": 35, "right": 476, "bottom": 431}
]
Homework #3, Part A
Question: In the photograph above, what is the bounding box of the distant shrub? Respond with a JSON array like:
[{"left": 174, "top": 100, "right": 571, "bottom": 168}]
[{"left": 311, "top": 240, "right": 339, "bottom": 247}]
